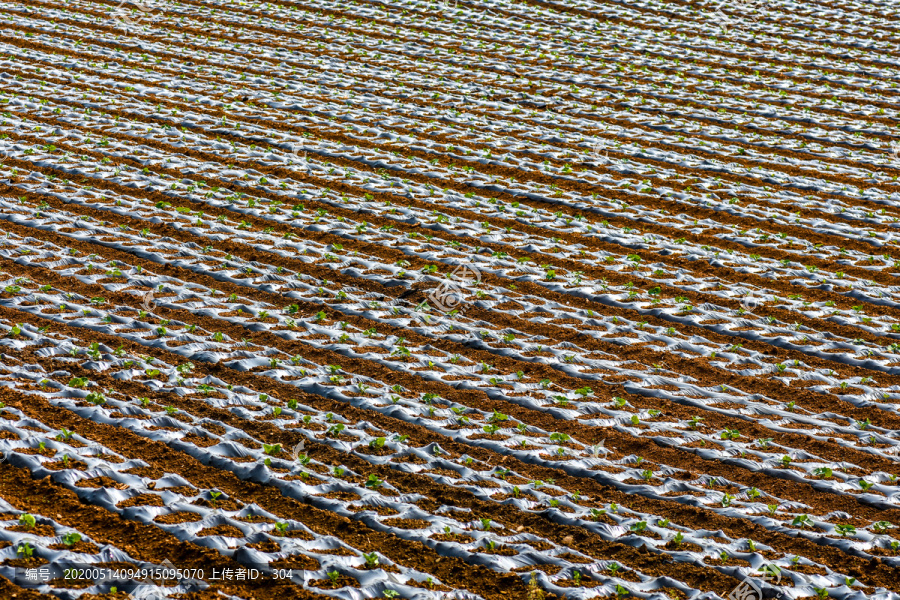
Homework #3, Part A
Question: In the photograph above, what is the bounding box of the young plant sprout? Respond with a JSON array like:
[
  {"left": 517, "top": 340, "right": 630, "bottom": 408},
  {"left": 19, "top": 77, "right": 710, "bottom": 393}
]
[
  {"left": 18, "top": 514, "right": 36, "bottom": 529},
  {"left": 62, "top": 532, "right": 82, "bottom": 546}
]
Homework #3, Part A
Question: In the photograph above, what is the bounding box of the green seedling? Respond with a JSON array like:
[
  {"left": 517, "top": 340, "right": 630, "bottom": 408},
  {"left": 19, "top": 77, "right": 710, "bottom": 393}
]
[
  {"left": 17, "top": 542, "right": 33, "bottom": 559},
  {"left": 814, "top": 467, "right": 832, "bottom": 479},
  {"left": 18, "top": 514, "right": 36, "bottom": 529},
  {"left": 363, "top": 552, "right": 379, "bottom": 568},
  {"left": 792, "top": 514, "right": 813, "bottom": 529},
  {"left": 327, "top": 570, "right": 341, "bottom": 587},
  {"left": 69, "top": 377, "right": 89, "bottom": 388},
  {"left": 873, "top": 521, "right": 894, "bottom": 533},
  {"left": 263, "top": 443, "right": 282, "bottom": 456},
  {"left": 759, "top": 564, "right": 779, "bottom": 579},
  {"left": 720, "top": 429, "right": 740, "bottom": 441},
  {"left": 86, "top": 392, "right": 106, "bottom": 405}
]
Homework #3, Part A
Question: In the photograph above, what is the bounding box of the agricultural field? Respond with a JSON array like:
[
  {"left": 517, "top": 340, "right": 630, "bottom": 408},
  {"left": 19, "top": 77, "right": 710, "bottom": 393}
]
[{"left": 0, "top": 0, "right": 900, "bottom": 599}]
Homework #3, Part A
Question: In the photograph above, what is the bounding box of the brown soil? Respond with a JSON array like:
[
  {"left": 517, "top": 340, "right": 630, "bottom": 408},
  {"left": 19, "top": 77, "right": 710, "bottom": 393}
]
[{"left": 154, "top": 512, "right": 203, "bottom": 525}]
